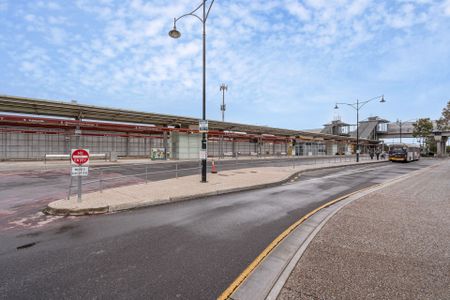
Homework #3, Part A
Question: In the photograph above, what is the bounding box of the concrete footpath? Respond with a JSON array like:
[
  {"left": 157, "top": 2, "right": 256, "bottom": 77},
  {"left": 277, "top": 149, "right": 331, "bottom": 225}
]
[
  {"left": 45, "top": 160, "right": 386, "bottom": 216},
  {"left": 275, "top": 160, "right": 450, "bottom": 299}
]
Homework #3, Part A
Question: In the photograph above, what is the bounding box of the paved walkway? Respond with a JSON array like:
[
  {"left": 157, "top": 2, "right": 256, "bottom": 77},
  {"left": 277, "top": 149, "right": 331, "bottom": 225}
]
[
  {"left": 278, "top": 159, "right": 450, "bottom": 299},
  {"left": 45, "top": 160, "right": 385, "bottom": 215}
]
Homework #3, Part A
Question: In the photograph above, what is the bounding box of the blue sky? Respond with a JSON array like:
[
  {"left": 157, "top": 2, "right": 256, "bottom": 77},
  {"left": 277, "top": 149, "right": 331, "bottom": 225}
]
[{"left": 1, "top": 0, "right": 450, "bottom": 130}]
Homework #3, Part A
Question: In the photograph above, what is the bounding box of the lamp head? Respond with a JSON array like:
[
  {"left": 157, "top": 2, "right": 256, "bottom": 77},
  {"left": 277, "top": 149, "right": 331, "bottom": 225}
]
[
  {"left": 380, "top": 95, "right": 386, "bottom": 103},
  {"left": 169, "top": 26, "right": 181, "bottom": 39},
  {"left": 334, "top": 104, "right": 339, "bottom": 109}
]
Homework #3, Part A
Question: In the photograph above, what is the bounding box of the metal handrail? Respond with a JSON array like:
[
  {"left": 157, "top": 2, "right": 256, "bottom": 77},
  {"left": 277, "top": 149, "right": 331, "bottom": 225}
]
[{"left": 67, "top": 154, "right": 371, "bottom": 197}]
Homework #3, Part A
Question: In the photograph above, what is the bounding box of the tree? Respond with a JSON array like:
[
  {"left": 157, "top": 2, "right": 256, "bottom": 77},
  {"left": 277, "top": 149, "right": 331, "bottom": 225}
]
[
  {"left": 412, "top": 118, "right": 434, "bottom": 152},
  {"left": 437, "top": 100, "right": 450, "bottom": 130}
]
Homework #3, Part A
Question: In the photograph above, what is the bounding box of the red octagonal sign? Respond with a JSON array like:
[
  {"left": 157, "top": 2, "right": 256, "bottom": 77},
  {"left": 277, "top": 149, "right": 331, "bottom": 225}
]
[{"left": 71, "top": 149, "right": 90, "bottom": 165}]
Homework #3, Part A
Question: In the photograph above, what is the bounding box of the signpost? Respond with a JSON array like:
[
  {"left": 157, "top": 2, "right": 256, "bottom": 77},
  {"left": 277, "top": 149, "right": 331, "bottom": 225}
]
[{"left": 71, "top": 149, "right": 89, "bottom": 202}]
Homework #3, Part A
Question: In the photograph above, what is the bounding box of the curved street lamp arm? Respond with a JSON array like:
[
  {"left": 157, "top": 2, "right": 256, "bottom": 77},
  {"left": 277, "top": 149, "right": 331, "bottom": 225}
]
[
  {"left": 358, "top": 94, "right": 384, "bottom": 109},
  {"left": 336, "top": 102, "right": 358, "bottom": 110},
  {"left": 174, "top": 12, "right": 203, "bottom": 25},
  {"left": 173, "top": 0, "right": 215, "bottom": 25},
  {"left": 205, "top": 0, "right": 215, "bottom": 20},
  {"left": 337, "top": 94, "right": 384, "bottom": 111}
]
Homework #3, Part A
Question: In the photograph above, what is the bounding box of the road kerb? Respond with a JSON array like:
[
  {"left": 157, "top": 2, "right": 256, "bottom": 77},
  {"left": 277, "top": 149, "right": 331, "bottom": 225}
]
[
  {"left": 44, "top": 161, "right": 388, "bottom": 216},
  {"left": 218, "top": 162, "right": 439, "bottom": 300}
]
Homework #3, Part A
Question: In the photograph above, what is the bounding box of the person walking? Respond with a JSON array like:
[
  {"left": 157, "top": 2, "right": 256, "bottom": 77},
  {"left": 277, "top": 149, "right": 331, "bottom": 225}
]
[
  {"left": 376, "top": 148, "right": 381, "bottom": 160},
  {"left": 369, "top": 149, "right": 374, "bottom": 160}
]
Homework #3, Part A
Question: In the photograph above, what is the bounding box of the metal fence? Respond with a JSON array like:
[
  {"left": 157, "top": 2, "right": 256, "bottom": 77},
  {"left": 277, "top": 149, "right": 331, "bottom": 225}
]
[{"left": 67, "top": 154, "right": 373, "bottom": 199}]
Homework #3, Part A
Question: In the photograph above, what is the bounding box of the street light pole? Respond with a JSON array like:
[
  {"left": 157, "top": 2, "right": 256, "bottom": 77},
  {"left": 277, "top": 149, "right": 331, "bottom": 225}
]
[
  {"left": 335, "top": 95, "right": 386, "bottom": 162},
  {"left": 219, "top": 83, "right": 227, "bottom": 158},
  {"left": 220, "top": 83, "right": 227, "bottom": 122},
  {"left": 169, "top": 0, "right": 215, "bottom": 183},
  {"left": 397, "top": 119, "right": 402, "bottom": 143},
  {"left": 356, "top": 98, "right": 359, "bottom": 162}
]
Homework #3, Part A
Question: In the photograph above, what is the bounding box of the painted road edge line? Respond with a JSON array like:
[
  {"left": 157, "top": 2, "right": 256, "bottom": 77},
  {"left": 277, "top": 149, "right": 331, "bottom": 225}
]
[
  {"left": 217, "top": 161, "right": 439, "bottom": 300},
  {"left": 216, "top": 188, "right": 367, "bottom": 300}
]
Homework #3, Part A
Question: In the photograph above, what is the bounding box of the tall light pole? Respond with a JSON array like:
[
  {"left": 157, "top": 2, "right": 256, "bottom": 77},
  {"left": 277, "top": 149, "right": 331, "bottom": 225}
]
[
  {"left": 335, "top": 95, "right": 386, "bottom": 162},
  {"left": 396, "top": 118, "right": 416, "bottom": 144},
  {"left": 169, "top": 0, "right": 215, "bottom": 183},
  {"left": 396, "top": 119, "right": 403, "bottom": 143},
  {"left": 220, "top": 83, "right": 227, "bottom": 122}
]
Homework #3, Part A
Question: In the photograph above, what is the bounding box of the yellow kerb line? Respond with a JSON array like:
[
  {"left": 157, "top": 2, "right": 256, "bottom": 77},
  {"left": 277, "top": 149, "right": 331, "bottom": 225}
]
[{"left": 217, "top": 185, "right": 379, "bottom": 300}]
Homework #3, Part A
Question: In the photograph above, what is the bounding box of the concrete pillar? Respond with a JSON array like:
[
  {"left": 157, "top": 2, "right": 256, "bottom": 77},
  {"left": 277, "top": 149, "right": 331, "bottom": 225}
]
[
  {"left": 445, "top": 137, "right": 449, "bottom": 156},
  {"left": 2, "top": 131, "right": 7, "bottom": 160},
  {"left": 436, "top": 136, "right": 448, "bottom": 157},
  {"left": 258, "top": 138, "right": 263, "bottom": 156},
  {"left": 125, "top": 133, "right": 130, "bottom": 157},
  {"left": 64, "top": 130, "right": 70, "bottom": 154},
  {"left": 232, "top": 138, "right": 236, "bottom": 157},
  {"left": 163, "top": 131, "right": 168, "bottom": 160}
]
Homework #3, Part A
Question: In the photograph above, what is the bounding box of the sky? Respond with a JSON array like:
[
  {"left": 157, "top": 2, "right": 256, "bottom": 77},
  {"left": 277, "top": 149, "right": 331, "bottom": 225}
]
[{"left": 1, "top": 0, "right": 450, "bottom": 131}]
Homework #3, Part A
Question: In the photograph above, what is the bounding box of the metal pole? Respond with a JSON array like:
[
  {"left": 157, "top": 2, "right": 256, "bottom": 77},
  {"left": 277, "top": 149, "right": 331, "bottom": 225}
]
[
  {"left": 356, "top": 99, "right": 360, "bottom": 163},
  {"left": 221, "top": 84, "right": 226, "bottom": 122},
  {"left": 201, "top": 2, "right": 207, "bottom": 183},
  {"left": 400, "top": 121, "right": 402, "bottom": 143},
  {"left": 76, "top": 124, "right": 82, "bottom": 202}
]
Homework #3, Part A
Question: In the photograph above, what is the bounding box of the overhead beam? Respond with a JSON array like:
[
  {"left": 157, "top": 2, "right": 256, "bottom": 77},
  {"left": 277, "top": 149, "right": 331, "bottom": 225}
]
[{"left": 0, "top": 94, "right": 377, "bottom": 143}]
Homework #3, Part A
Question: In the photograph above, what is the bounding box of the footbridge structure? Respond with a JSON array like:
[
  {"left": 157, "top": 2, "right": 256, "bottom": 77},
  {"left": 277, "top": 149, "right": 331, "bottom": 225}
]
[{"left": 322, "top": 117, "right": 448, "bottom": 157}]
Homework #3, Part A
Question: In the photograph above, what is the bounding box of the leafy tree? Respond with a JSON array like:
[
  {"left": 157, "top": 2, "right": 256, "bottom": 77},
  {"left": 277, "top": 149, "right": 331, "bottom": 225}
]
[
  {"left": 437, "top": 100, "right": 450, "bottom": 130},
  {"left": 413, "top": 118, "right": 434, "bottom": 152}
]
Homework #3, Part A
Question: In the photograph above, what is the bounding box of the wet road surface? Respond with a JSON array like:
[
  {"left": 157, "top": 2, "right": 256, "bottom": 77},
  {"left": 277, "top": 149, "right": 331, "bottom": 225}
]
[
  {"left": 0, "top": 156, "right": 358, "bottom": 229},
  {"left": 0, "top": 159, "right": 436, "bottom": 299}
]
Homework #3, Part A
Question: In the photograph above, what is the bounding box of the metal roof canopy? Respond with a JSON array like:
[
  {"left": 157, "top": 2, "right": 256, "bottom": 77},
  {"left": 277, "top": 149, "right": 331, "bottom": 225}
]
[{"left": 0, "top": 94, "right": 376, "bottom": 143}]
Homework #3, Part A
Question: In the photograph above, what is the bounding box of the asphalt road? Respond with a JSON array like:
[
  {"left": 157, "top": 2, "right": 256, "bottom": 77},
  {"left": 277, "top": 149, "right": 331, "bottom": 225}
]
[
  {"left": 0, "top": 156, "right": 357, "bottom": 229},
  {"left": 0, "top": 159, "right": 436, "bottom": 299}
]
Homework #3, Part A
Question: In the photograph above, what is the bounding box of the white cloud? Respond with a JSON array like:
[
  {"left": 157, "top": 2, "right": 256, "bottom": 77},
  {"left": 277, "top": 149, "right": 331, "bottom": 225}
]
[
  {"left": 346, "top": 0, "right": 371, "bottom": 18},
  {"left": 48, "top": 28, "right": 66, "bottom": 45},
  {"left": 2, "top": 0, "right": 450, "bottom": 127},
  {"left": 285, "top": 0, "right": 311, "bottom": 21},
  {"left": 444, "top": 0, "right": 450, "bottom": 16}
]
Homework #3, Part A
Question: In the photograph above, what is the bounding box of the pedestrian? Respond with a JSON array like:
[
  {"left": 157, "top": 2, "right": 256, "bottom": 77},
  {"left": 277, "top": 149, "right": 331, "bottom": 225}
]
[
  {"left": 376, "top": 149, "right": 381, "bottom": 160},
  {"left": 369, "top": 149, "right": 374, "bottom": 160}
]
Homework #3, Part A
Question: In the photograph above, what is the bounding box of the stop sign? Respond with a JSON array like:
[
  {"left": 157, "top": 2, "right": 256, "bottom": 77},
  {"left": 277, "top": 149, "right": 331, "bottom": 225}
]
[{"left": 71, "top": 149, "right": 90, "bottom": 165}]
